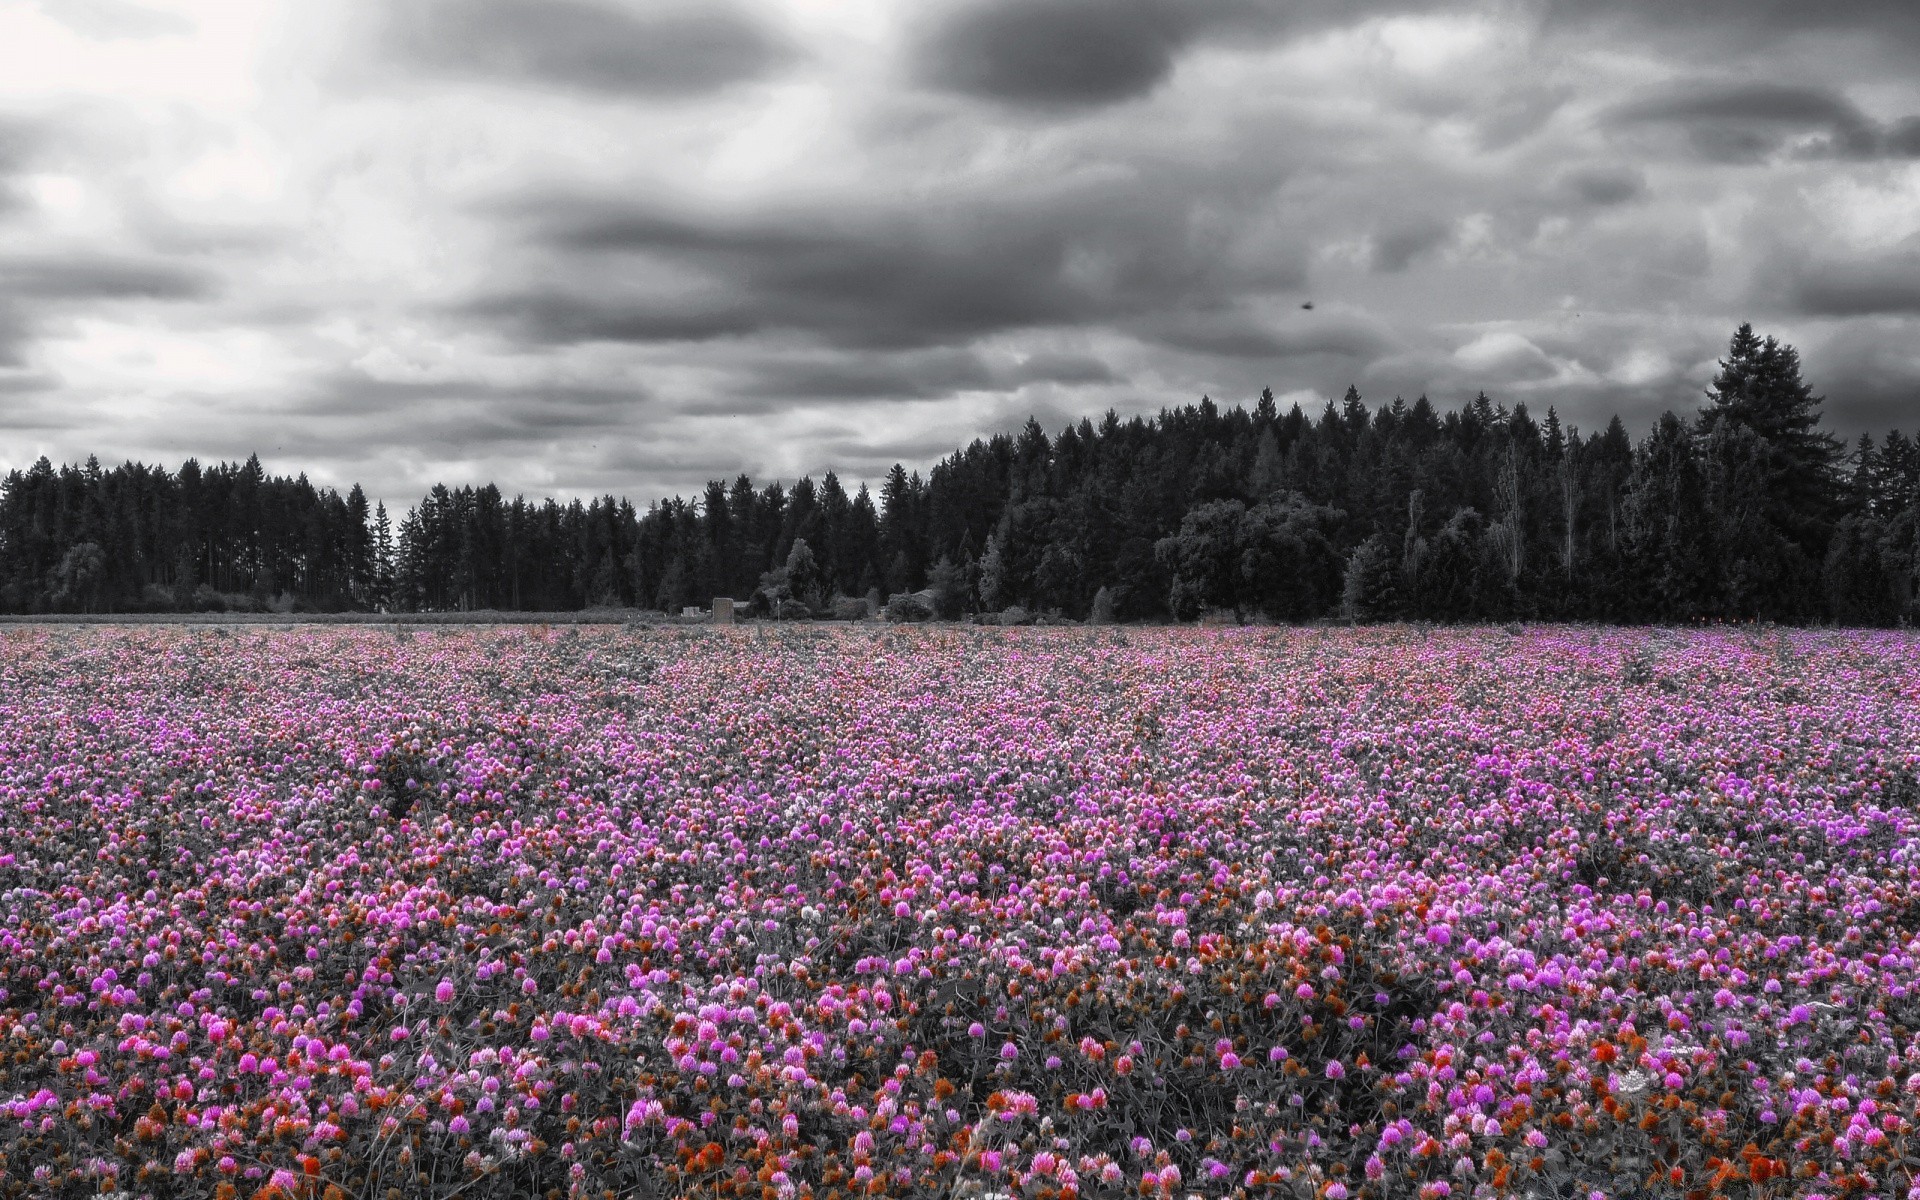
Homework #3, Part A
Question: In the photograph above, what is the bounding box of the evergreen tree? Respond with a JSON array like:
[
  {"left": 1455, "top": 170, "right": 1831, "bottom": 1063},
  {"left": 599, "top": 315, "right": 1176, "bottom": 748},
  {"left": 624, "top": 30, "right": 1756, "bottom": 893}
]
[
  {"left": 1700, "top": 322, "right": 1843, "bottom": 556},
  {"left": 0, "top": 325, "right": 1900, "bottom": 624},
  {"left": 371, "top": 502, "right": 394, "bottom": 611}
]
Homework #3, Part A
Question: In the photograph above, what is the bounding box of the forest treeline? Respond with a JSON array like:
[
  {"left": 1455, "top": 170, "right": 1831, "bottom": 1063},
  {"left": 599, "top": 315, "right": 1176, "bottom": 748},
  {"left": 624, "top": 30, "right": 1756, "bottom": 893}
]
[{"left": 3, "top": 324, "right": 1917, "bottom": 624}]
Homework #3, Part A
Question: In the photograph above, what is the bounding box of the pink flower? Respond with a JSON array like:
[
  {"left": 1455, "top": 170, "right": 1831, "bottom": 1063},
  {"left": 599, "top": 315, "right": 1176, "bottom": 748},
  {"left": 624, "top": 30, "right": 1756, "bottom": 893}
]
[
  {"left": 1325, "top": 1059, "right": 1345, "bottom": 1080},
  {"left": 435, "top": 979, "right": 455, "bottom": 1004}
]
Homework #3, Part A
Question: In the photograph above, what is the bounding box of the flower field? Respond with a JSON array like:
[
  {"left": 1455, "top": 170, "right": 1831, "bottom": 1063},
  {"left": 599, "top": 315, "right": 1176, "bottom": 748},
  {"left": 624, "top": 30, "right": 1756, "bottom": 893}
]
[{"left": 2, "top": 625, "right": 1919, "bottom": 1200}]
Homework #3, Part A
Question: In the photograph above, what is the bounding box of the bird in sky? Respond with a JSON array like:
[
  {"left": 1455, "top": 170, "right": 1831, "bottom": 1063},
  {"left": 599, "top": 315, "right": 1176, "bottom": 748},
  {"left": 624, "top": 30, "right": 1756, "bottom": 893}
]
[{"left": 1300, "top": 301, "right": 1314, "bottom": 310}]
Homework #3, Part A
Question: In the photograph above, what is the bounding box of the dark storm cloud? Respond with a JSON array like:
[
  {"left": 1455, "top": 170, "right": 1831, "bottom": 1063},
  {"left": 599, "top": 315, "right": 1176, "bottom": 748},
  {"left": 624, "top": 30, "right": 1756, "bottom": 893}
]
[
  {"left": 386, "top": 0, "right": 793, "bottom": 97},
  {"left": 1612, "top": 82, "right": 1920, "bottom": 161},
  {"left": 1789, "top": 251, "right": 1920, "bottom": 317},
  {"left": 514, "top": 203, "right": 1084, "bottom": 347},
  {"left": 475, "top": 184, "right": 1304, "bottom": 353},
  {"left": 1887, "top": 118, "right": 1920, "bottom": 157},
  {"left": 913, "top": 0, "right": 1192, "bottom": 109},
  {"left": 1801, "top": 321, "right": 1920, "bottom": 434},
  {"left": 908, "top": 0, "right": 1513, "bottom": 111}
]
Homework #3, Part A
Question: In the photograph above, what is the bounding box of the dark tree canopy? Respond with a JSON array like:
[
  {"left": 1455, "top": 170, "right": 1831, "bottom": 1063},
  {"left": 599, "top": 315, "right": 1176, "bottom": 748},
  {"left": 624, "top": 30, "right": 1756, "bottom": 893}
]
[{"left": 2, "top": 326, "right": 1916, "bottom": 624}]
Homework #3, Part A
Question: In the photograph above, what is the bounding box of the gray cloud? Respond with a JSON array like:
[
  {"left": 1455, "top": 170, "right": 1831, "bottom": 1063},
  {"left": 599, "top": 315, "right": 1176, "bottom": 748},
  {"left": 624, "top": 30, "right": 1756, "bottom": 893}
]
[
  {"left": 0, "top": 119, "right": 45, "bottom": 220},
  {"left": 5, "top": 0, "right": 1920, "bottom": 500},
  {"left": 0, "top": 256, "right": 215, "bottom": 370},
  {"left": 0, "top": 308, "right": 31, "bottom": 368},
  {"left": 1611, "top": 82, "right": 1920, "bottom": 161},
  {"left": 461, "top": 292, "right": 762, "bottom": 346},
  {"left": 1800, "top": 320, "right": 1920, "bottom": 434},
  {"left": 1547, "top": 0, "right": 1920, "bottom": 54},
  {"left": 913, "top": 0, "right": 1192, "bottom": 109},
  {"left": 1010, "top": 352, "right": 1115, "bottom": 385},
  {"left": 697, "top": 348, "right": 1117, "bottom": 412},
  {"left": 906, "top": 0, "right": 1476, "bottom": 111},
  {"left": 1887, "top": 117, "right": 1920, "bottom": 156},
  {"left": 385, "top": 0, "right": 793, "bottom": 97},
  {"left": 1557, "top": 164, "right": 1646, "bottom": 206},
  {"left": 0, "top": 120, "right": 37, "bottom": 172},
  {"left": 474, "top": 180, "right": 1305, "bottom": 354},
  {"left": 0, "top": 370, "right": 57, "bottom": 396},
  {"left": 0, "top": 256, "right": 216, "bottom": 302},
  {"left": 297, "top": 373, "right": 647, "bottom": 427},
  {"left": 1372, "top": 219, "right": 1454, "bottom": 273},
  {"left": 1144, "top": 308, "right": 1395, "bottom": 361},
  {"left": 728, "top": 349, "right": 996, "bottom": 404},
  {"left": 1789, "top": 251, "right": 1920, "bottom": 317}
]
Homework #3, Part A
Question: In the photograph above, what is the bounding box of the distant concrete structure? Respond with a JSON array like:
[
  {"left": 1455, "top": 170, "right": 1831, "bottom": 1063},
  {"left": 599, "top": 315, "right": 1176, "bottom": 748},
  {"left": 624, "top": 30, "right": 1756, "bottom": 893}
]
[
  {"left": 712, "top": 597, "right": 736, "bottom": 625},
  {"left": 681, "top": 606, "right": 704, "bottom": 620}
]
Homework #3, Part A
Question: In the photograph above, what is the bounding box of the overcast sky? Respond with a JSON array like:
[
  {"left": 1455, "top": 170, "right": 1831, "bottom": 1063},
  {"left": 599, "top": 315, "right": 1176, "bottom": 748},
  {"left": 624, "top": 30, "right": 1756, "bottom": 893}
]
[{"left": 1, "top": 0, "right": 1917, "bottom": 505}]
